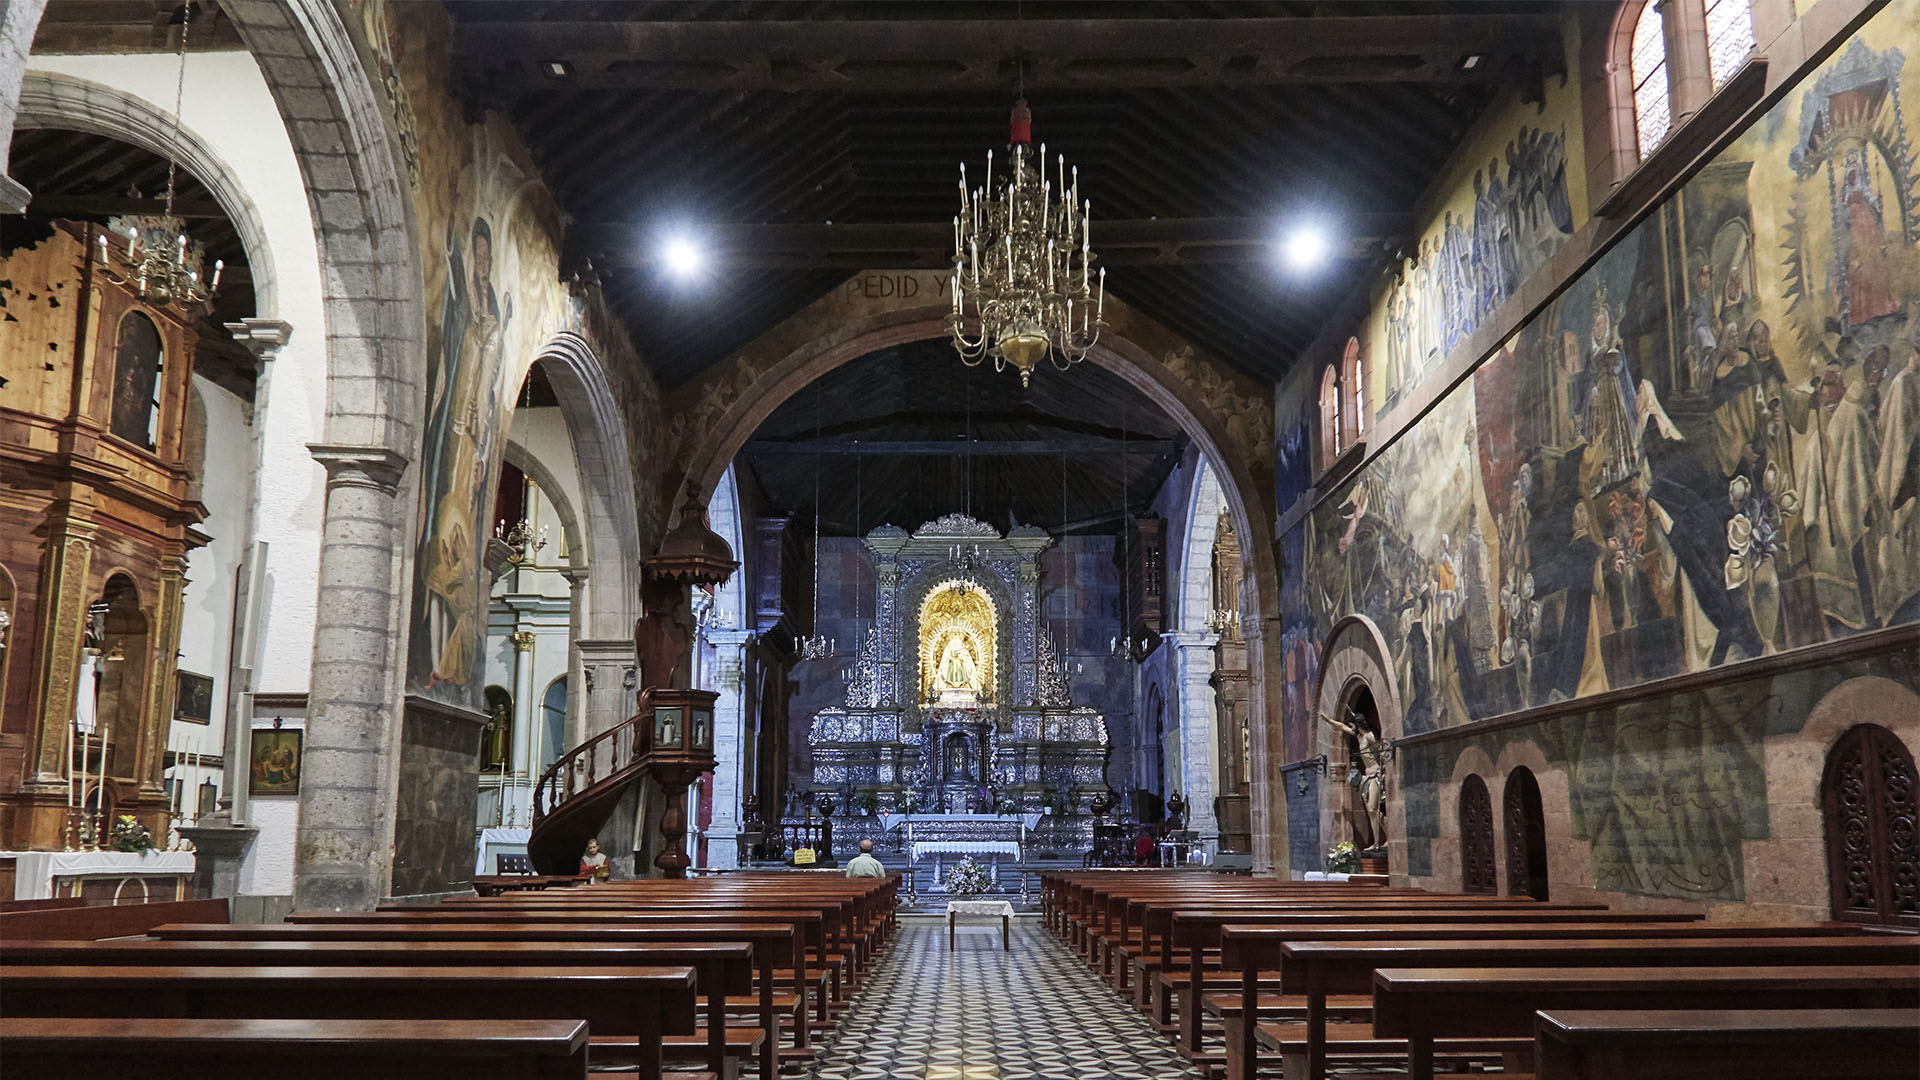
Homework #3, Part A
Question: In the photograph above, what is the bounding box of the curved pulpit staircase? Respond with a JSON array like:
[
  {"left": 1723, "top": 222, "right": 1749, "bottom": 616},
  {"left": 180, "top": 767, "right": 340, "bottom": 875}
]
[{"left": 527, "top": 713, "right": 647, "bottom": 874}]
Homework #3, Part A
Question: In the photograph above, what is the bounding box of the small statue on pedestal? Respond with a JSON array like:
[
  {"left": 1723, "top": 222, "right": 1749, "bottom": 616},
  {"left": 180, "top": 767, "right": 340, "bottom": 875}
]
[{"left": 578, "top": 838, "right": 610, "bottom": 881}]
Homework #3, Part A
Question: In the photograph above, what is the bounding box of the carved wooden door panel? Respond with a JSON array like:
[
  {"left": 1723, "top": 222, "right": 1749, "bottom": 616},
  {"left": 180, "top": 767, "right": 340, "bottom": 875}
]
[
  {"left": 1459, "top": 774, "right": 1497, "bottom": 894},
  {"left": 1823, "top": 724, "right": 1919, "bottom": 928},
  {"left": 1504, "top": 767, "right": 1549, "bottom": 901}
]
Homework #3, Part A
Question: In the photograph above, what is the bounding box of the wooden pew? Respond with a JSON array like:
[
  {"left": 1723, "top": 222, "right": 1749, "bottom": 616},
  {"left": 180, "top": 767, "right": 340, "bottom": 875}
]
[
  {"left": 0, "top": 1017, "right": 591, "bottom": 1080},
  {"left": 0, "top": 897, "right": 228, "bottom": 941},
  {"left": 0, "top": 937, "right": 754, "bottom": 1080},
  {"left": 472, "top": 874, "right": 589, "bottom": 895},
  {"left": 173, "top": 920, "right": 801, "bottom": 1080},
  {"left": 1371, "top": 964, "right": 1920, "bottom": 1080},
  {"left": 1533, "top": 1008, "right": 1920, "bottom": 1080},
  {"left": 1277, "top": 937, "right": 1920, "bottom": 1080},
  {"left": 0, "top": 964, "right": 697, "bottom": 1080}
]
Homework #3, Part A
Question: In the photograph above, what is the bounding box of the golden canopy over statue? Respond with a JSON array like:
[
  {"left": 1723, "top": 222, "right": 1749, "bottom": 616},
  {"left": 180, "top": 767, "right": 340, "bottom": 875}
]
[{"left": 919, "top": 581, "right": 996, "bottom": 704}]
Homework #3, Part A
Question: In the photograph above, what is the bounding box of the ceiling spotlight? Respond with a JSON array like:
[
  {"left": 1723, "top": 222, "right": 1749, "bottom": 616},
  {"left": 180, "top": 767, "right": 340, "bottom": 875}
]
[
  {"left": 1459, "top": 54, "right": 1486, "bottom": 71},
  {"left": 1281, "top": 224, "right": 1329, "bottom": 272},
  {"left": 542, "top": 60, "right": 572, "bottom": 79},
  {"left": 661, "top": 235, "right": 705, "bottom": 279}
]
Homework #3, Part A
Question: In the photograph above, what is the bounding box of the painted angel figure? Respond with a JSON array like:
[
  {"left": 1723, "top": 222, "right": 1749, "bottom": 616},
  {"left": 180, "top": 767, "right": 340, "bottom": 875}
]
[{"left": 1326, "top": 711, "right": 1389, "bottom": 852}]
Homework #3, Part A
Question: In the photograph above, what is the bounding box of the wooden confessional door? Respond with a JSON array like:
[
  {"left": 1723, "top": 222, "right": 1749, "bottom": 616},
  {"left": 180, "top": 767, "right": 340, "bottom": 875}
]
[
  {"left": 1823, "top": 724, "right": 1919, "bottom": 928},
  {"left": 1459, "top": 774, "right": 1497, "bottom": 894},
  {"left": 1503, "top": 766, "right": 1549, "bottom": 901}
]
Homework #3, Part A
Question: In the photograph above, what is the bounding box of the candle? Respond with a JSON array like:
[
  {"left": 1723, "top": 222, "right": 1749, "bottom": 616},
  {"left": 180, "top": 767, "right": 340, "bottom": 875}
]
[
  {"left": 210, "top": 259, "right": 223, "bottom": 291},
  {"left": 1047, "top": 239, "right": 1054, "bottom": 290},
  {"left": 95, "top": 734, "right": 107, "bottom": 813},
  {"left": 1005, "top": 234, "right": 1013, "bottom": 281},
  {"left": 953, "top": 215, "right": 960, "bottom": 256},
  {"left": 71, "top": 729, "right": 82, "bottom": 808},
  {"left": 971, "top": 239, "right": 978, "bottom": 287},
  {"left": 1097, "top": 268, "right": 1106, "bottom": 322},
  {"left": 169, "top": 762, "right": 179, "bottom": 815},
  {"left": 97, "top": 233, "right": 108, "bottom": 265}
]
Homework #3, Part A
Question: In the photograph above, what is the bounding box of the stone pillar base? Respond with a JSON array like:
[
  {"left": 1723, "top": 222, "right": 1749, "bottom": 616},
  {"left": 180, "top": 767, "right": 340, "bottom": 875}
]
[{"left": 178, "top": 824, "right": 259, "bottom": 902}]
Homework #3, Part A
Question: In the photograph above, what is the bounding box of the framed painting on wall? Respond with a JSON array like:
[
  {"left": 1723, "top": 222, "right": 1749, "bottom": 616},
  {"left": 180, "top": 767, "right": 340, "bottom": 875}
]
[
  {"left": 176, "top": 671, "right": 214, "bottom": 724},
  {"left": 249, "top": 728, "right": 303, "bottom": 796}
]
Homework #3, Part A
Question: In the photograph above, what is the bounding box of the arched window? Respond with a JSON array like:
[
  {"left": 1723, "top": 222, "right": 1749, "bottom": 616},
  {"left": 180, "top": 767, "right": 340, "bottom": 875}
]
[
  {"left": 1615, "top": 0, "right": 1758, "bottom": 167},
  {"left": 1318, "top": 364, "right": 1343, "bottom": 468},
  {"left": 1704, "top": 0, "right": 1756, "bottom": 89},
  {"left": 1342, "top": 336, "right": 1366, "bottom": 440},
  {"left": 1630, "top": 1, "right": 1672, "bottom": 160},
  {"left": 541, "top": 676, "right": 568, "bottom": 775}
]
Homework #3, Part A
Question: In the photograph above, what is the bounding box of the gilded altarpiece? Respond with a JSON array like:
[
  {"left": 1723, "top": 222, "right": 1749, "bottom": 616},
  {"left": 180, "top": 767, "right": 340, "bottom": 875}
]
[
  {"left": 0, "top": 222, "right": 208, "bottom": 850},
  {"left": 808, "top": 515, "right": 1111, "bottom": 854}
]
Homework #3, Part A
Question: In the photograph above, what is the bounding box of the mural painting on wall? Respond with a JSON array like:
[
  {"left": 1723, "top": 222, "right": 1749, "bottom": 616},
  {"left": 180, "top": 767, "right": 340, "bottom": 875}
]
[
  {"left": 339, "top": 0, "right": 600, "bottom": 706},
  {"left": 1298, "top": 9, "right": 1920, "bottom": 745},
  {"left": 1378, "top": 125, "right": 1577, "bottom": 417}
]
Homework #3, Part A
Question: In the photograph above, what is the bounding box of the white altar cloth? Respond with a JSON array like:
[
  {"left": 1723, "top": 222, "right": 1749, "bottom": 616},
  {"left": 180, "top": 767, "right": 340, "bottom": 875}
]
[
  {"left": 946, "top": 899, "right": 1016, "bottom": 918},
  {"left": 6, "top": 850, "right": 198, "bottom": 900},
  {"left": 911, "top": 840, "right": 1021, "bottom": 861},
  {"left": 474, "top": 828, "right": 531, "bottom": 874}
]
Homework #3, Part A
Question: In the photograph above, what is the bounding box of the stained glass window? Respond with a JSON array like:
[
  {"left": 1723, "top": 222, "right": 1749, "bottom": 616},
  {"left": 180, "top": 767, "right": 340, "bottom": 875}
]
[
  {"left": 1705, "top": 0, "right": 1756, "bottom": 88},
  {"left": 1632, "top": 2, "right": 1672, "bottom": 160},
  {"left": 1320, "top": 366, "right": 1343, "bottom": 462}
]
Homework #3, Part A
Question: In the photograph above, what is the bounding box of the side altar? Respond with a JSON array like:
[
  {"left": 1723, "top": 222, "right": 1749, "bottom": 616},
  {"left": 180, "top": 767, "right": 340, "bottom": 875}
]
[{"left": 803, "top": 515, "right": 1112, "bottom": 883}]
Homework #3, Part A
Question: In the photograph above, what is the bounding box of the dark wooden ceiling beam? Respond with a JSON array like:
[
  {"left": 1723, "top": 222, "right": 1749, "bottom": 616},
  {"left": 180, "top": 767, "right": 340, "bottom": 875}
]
[
  {"left": 453, "top": 15, "right": 1560, "bottom": 92},
  {"left": 746, "top": 436, "right": 1181, "bottom": 456},
  {"left": 584, "top": 215, "right": 1412, "bottom": 270}
]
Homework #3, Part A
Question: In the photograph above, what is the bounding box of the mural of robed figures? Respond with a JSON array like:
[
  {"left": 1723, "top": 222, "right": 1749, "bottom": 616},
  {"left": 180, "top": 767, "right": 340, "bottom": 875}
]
[
  {"left": 1299, "top": 11, "right": 1920, "bottom": 740},
  {"left": 409, "top": 168, "right": 516, "bottom": 701}
]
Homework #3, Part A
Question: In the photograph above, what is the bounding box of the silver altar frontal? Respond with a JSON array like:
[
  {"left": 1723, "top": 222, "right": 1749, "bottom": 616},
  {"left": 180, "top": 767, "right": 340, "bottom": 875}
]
[{"left": 806, "top": 515, "right": 1112, "bottom": 881}]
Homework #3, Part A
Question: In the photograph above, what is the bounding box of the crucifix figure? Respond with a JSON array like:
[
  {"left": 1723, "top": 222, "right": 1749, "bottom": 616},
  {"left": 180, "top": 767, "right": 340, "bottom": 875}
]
[{"left": 1326, "top": 709, "right": 1388, "bottom": 851}]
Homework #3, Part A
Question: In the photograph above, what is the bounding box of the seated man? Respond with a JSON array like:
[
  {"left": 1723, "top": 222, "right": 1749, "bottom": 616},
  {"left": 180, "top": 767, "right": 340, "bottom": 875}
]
[{"left": 844, "top": 838, "right": 886, "bottom": 878}]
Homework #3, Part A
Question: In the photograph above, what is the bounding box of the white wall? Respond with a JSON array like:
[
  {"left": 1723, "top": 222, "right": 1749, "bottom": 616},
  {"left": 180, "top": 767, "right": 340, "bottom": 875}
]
[
  {"left": 28, "top": 50, "right": 330, "bottom": 899},
  {"left": 169, "top": 375, "right": 249, "bottom": 820}
]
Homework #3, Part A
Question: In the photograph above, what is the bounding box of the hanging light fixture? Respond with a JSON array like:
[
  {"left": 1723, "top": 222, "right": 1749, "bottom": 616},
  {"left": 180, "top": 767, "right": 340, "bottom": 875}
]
[
  {"left": 95, "top": 3, "right": 222, "bottom": 312},
  {"left": 950, "top": 96, "right": 1104, "bottom": 388},
  {"left": 800, "top": 393, "right": 834, "bottom": 661}
]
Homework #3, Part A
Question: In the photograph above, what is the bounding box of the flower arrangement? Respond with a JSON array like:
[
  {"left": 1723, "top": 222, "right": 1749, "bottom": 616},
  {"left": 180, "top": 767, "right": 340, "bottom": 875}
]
[
  {"left": 109, "top": 815, "right": 156, "bottom": 854},
  {"left": 1326, "top": 841, "right": 1358, "bottom": 875},
  {"left": 850, "top": 790, "right": 879, "bottom": 816},
  {"left": 943, "top": 855, "right": 994, "bottom": 897},
  {"left": 992, "top": 793, "right": 1023, "bottom": 817}
]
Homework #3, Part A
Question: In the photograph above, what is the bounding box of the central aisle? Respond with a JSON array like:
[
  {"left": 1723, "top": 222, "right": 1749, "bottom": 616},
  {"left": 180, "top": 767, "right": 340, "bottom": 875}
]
[{"left": 808, "top": 918, "right": 1205, "bottom": 1080}]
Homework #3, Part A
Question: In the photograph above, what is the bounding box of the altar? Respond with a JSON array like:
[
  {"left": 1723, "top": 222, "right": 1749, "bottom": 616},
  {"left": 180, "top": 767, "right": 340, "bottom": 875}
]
[
  {"left": 800, "top": 515, "right": 1113, "bottom": 891},
  {"left": 4, "top": 849, "right": 199, "bottom": 901}
]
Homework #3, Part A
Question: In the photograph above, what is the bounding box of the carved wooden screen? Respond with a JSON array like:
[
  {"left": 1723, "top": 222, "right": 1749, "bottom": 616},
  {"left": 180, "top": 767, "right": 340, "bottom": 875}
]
[
  {"left": 1459, "top": 774, "right": 1497, "bottom": 894},
  {"left": 1822, "top": 724, "right": 1920, "bottom": 928},
  {"left": 1503, "top": 766, "right": 1550, "bottom": 901}
]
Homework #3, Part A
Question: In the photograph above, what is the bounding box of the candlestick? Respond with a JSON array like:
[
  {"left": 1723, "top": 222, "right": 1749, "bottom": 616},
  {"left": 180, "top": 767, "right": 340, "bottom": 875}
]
[
  {"left": 210, "top": 259, "right": 223, "bottom": 291},
  {"left": 65, "top": 721, "right": 74, "bottom": 808},
  {"left": 1097, "top": 268, "right": 1106, "bottom": 322},
  {"left": 95, "top": 734, "right": 107, "bottom": 814}
]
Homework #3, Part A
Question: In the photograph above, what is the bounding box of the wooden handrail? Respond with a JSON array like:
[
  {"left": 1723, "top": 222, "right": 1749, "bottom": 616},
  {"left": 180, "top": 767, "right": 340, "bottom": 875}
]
[{"left": 531, "top": 712, "right": 645, "bottom": 827}]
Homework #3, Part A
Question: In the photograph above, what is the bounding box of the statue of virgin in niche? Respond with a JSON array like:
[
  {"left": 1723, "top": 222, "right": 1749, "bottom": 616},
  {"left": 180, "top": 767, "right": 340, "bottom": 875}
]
[{"left": 940, "top": 637, "right": 974, "bottom": 689}]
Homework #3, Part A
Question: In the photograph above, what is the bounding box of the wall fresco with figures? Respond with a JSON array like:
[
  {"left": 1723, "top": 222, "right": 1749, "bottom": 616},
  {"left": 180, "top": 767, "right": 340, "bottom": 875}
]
[
  {"left": 1367, "top": 26, "right": 1590, "bottom": 420},
  {"left": 337, "top": 1, "right": 664, "bottom": 709},
  {"left": 1290, "top": 5, "right": 1920, "bottom": 753}
]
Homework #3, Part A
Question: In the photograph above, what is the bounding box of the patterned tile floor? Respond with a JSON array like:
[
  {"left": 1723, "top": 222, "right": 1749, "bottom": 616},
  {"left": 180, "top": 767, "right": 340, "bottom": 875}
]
[{"left": 806, "top": 917, "right": 1204, "bottom": 1080}]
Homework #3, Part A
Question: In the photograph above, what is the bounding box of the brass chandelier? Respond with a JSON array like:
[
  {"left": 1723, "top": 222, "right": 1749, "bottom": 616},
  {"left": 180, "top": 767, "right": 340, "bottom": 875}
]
[
  {"left": 950, "top": 99, "right": 1104, "bottom": 388},
  {"left": 95, "top": 2, "right": 221, "bottom": 313}
]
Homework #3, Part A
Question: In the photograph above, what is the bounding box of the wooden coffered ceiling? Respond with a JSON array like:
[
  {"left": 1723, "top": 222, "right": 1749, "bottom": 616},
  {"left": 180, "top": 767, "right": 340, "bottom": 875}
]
[{"left": 443, "top": 1, "right": 1570, "bottom": 389}]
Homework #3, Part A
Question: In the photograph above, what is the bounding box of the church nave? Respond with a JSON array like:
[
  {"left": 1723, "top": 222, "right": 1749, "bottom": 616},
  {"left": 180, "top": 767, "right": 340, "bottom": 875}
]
[{"left": 808, "top": 918, "right": 1203, "bottom": 1080}]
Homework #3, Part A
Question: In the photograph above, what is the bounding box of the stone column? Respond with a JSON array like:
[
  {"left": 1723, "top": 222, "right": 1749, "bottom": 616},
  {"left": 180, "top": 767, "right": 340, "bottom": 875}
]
[
  {"left": 220, "top": 319, "right": 294, "bottom": 829},
  {"left": 1166, "top": 629, "right": 1221, "bottom": 847},
  {"left": 508, "top": 629, "right": 536, "bottom": 826},
  {"left": 0, "top": 0, "right": 49, "bottom": 213},
  {"left": 294, "top": 444, "right": 408, "bottom": 912},
  {"left": 704, "top": 628, "right": 755, "bottom": 869}
]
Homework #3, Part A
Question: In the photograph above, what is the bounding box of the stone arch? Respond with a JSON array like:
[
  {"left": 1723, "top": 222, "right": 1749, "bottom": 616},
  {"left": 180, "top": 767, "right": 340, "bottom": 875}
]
[
  {"left": 224, "top": 0, "right": 426, "bottom": 911},
  {"left": 13, "top": 70, "right": 281, "bottom": 316},
  {"left": 518, "top": 334, "right": 643, "bottom": 644},
  {"left": 1176, "top": 460, "right": 1227, "bottom": 632},
  {"left": 678, "top": 299, "right": 1285, "bottom": 866},
  {"left": 1312, "top": 614, "right": 1401, "bottom": 858}
]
